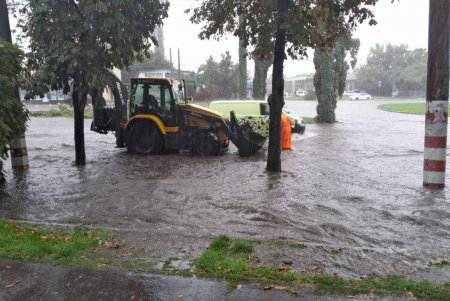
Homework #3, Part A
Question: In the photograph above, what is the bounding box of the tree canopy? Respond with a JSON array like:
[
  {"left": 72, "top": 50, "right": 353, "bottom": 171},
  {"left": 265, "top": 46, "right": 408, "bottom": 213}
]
[
  {"left": 189, "top": 0, "right": 377, "bottom": 60},
  {"left": 19, "top": 0, "right": 169, "bottom": 94},
  {"left": 0, "top": 41, "right": 28, "bottom": 182},
  {"left": 188, "top": 0, "right": 379, "bottom": 171},
  {"left": 17, "top": 0, "right": 169, "bottom": 165},
  {"left": 196, "top": 51, "right": 239, "bottom": 100},
  {"left": 356, "top": 44, "right": 427, "bottom": 96}
]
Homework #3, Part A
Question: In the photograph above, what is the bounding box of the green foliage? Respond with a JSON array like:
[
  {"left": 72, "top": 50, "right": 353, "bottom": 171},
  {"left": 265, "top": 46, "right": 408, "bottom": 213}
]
[
  {"left": 197, "top": 52, "right": 239, "bottom": 100},
  {"left": 188, "top": 0, "right": 378, "bottom": 171},
  {"left": 17, "top": 0, "right": 169, "bottom": 165},
  {"left": 19, "top": 0, "right": 169, "bottom": 95},
  {"left": 196, "top": 235, "right": 296, "bottom": 288},
  {"left": 356, "top": 44, "right": 427, "bottom": 96},
  {"left": 313, "top": 38, "right": 359, "bottom": 123},
  {"left": 253, "top": 58, "right": 272, "bottom": 100},
  {"left": 333, "top": 38, "right": 360, "bottom": 98},
  {"left": 188, "top": 0, "right": 378, "bottom": 60},
  {"left": 314, "top": 49, "right": 336, "bottom": 123},
  {"left": 0, "top": 220, "right": 110, "bottom": 264},
  {"left": 0, "top": 41, "right": 28, "bottom": 183},
  {"left": 121, "top": 50, "right": 174, "bottom": 86}
]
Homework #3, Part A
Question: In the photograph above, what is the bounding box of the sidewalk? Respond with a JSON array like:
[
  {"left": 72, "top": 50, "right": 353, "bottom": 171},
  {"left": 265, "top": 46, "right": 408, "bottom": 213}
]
[{"left": 0, "top": 258, "right": 412, "bottom": 301}]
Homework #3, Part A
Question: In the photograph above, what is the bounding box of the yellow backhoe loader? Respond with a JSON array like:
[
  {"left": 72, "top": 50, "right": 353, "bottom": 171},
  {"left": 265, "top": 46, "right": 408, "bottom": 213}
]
[{"left": 91, "top": 73, "right": 265, "bottom": 156}]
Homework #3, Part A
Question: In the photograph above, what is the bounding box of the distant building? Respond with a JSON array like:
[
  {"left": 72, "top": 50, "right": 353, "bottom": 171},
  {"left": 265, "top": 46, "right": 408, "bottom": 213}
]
[
  {"left": 284, "top": 72, "right": 357, "bottom": 96},
  {"left": 284, "top": 74, "right": 315, "bottom": 96}
]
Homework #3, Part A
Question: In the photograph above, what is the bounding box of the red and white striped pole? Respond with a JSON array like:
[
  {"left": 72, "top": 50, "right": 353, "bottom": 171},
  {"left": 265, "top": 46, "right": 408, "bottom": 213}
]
[
  {"left": 424, "top": 102, "right": 447, "bottom": 188},
  {"left": 423, "top": 0, "right": 449, "bottom": 189},
  {"left": 10, "top": 134, "right": 29, "bottom": 170}
]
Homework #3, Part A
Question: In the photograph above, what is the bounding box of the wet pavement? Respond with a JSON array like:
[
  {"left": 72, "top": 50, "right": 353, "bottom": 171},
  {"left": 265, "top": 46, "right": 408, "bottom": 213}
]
[
  {"left": 1, "top": 99, "right": 450, "bottom": 296},
  {"left": 0, "top": 258, "right": 411, "bottom": 301}
]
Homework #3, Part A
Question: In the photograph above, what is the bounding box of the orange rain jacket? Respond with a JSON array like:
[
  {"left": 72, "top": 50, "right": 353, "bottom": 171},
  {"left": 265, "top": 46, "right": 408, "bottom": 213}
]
[{"left": 280, "top": 114, "right": 292, "bottom": 150}]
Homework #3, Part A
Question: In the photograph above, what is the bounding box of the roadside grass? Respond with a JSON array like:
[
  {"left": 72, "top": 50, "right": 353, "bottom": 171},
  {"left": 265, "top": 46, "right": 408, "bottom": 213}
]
[
  {"left": 0, "top": 220, "right": 110, "bottom": 266},
  {"left": 30, "top": 108, "right": 93, "bottom": 118},
  {"left": 302, "top": 117, "right": 314, "bottom": 124},
  {"left": 3, "top": 221, "right": 448, "bottom": 300},
  {"left": 195, "top": 235, "right": 450, "bottom": 300},
  {"left": 29, "top": 105, "right": 315, "bottom": 126},
  {"left": 377, "top": 103, "right": 449, "bottom": 115}
]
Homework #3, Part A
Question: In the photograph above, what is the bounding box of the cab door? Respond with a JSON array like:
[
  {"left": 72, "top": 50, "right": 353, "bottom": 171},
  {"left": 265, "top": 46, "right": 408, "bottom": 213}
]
[{"left": 130, "top": 79, "right": 177, "bottom": 127}]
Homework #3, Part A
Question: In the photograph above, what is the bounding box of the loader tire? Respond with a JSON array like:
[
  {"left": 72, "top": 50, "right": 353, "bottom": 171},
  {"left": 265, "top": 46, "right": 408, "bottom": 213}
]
[
  {"left": 127, "top": 120, "right": 163, "bottom": 155},
  {"left": 191, "top": 131, "right": 220, "bottom": 156}
]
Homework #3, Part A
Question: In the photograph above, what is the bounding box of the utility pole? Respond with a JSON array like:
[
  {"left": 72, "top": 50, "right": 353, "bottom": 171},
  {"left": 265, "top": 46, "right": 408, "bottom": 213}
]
[
  {"left": 0, "top": 0, "right": 29, "bottom": 171},
  {"left": 169, "top": 48, "right": 173, "bottom": 78},
  {"left": 423, "top": 0, "right": 450, "bottom": 188},
  {"left": 177, "top": 48, "right": 181, "bottom": 79}
]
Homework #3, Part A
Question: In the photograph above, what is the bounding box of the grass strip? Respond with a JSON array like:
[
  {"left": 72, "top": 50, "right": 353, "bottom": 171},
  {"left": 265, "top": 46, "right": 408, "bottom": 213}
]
[
  {"left": 0, "top": 220, "right": 110, "bottom": 265},
  {"left": 195, "top": 235, "right": 450, "bottom": 300},
  {"left": 301, "top": 117, "right": 314, "bottom": 124},
  {"left": 30, "top": 109, "right": 93, "bottom": 118},
  {"left": 378, "top": 103, "right": 450, "bottom": 115}
]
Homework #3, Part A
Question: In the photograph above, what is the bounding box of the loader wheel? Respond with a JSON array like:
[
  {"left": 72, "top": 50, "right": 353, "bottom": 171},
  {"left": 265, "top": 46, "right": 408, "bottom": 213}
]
[
  {"left": 191, "top": 131, "right": 220, "bottom": 156},
  {"left": 127, "top": 120, "right": 163, "bottom": 155}
]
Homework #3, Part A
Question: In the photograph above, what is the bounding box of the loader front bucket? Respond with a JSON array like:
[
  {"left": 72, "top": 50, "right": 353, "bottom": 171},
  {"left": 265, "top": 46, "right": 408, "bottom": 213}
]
[{"left": 229, "top": 111, "right": 266, "bottom": 157}]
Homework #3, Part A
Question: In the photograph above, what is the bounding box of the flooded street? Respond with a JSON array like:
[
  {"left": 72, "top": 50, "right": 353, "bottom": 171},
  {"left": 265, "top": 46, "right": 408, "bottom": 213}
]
[{"left": 1, "top": 99, "right": 449, "bottom": 281}]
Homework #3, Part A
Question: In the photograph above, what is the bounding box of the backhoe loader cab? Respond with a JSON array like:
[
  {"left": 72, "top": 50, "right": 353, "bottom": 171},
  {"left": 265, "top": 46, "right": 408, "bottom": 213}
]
[{"left": 91, "top": 73, "right": 266, "bottom": 157}]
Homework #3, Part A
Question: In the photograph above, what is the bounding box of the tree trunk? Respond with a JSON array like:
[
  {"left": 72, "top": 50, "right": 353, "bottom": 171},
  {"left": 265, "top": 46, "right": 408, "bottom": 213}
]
[
  {"left": 266, "top": 0, "right": 287, "bottom": 172},
  {"left": 238, "top": 17, "right": 247, "bottom": 100},
  {"left": 73, "top": 89, "right": 86, "bottom": 165},
  {"left": 0, "top": 159, "right": 4, "bottom": 183},
  {"left": 253, "top": 58, "right": 272, "bottom": 100},
  {"left": 314, "top": 49, "right": 336, "bottom": 123},
  {"left": 0, "top": 0, "right": 12, "bottom": 42}
]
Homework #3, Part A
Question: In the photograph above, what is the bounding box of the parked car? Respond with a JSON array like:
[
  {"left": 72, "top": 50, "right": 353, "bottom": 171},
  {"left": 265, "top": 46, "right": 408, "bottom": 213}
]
[
  {"left": 296, "top": 89, "right": 307, "bottom": 97},
  {"left": 343, "top": 90, "right": 354, "bottom": 96},
  {"left": 208, "top": 100, "right": 305, "bottom": 136},
  {"left": 349, "top": 93, "right": 372, "bottom": 101}
]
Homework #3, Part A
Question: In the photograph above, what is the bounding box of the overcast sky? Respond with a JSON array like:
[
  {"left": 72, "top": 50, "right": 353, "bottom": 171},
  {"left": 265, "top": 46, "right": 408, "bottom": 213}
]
[
  {"left": 164, "top": 0, "right": 429, "bottom": 77},
  {"left": 10, "top": 0, "right": 429, "bottom": 78}
]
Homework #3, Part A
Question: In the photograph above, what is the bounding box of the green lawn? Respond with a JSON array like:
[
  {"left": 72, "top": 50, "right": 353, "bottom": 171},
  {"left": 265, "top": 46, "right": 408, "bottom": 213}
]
[
  {"left": 31, "top": 108, "right": 93, "bottom": 118},
  {"left": 0, "top": 220, "right": 110, "bottom": 265},
  {"left": 378, "top": 103, "right": 450, "bottom": 115}
]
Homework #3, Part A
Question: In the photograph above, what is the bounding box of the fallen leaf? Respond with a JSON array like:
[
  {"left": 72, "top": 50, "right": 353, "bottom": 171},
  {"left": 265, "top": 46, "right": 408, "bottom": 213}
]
[
  {"left": 272, "top": 285, "right": 288, "bottom": 290},
  {"left": 404, "top": 291, "right": 416, "bottom": 299},
  {"left": 346, "top": 293, "right": 375, "bottom": 299},
  {"left": 5, "top": 280, "right": 20, "bottom": 288},
  {"left": 236, "top": 284, "right": 242, "bottom": 289},
  {"left": 306, "top": 266, "right": 321, "bottom": 274},
  {"left": 13, "top": 224, "right": 21, "bottom": 232}
]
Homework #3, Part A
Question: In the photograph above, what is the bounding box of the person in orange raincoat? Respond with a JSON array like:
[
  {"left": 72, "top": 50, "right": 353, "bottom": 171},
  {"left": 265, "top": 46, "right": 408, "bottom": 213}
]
[{"left": 280, "top": 113, "right": 292, "bottom": 150}]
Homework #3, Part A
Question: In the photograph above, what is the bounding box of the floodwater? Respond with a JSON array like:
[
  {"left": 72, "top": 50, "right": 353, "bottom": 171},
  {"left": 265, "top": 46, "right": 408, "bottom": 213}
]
[{"left": 1, "top": 99, "right": 450, "bottom": 281}]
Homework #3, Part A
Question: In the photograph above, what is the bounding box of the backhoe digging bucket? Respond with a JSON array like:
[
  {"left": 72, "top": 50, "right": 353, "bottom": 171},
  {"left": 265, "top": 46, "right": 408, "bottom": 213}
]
[{"left": 229, "top": 111, "right": 266, "bottom": 157}]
